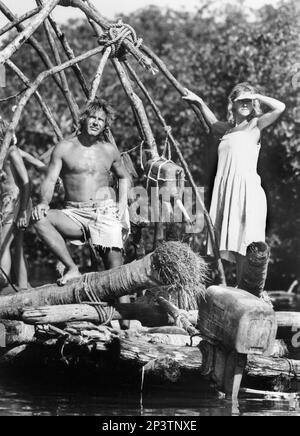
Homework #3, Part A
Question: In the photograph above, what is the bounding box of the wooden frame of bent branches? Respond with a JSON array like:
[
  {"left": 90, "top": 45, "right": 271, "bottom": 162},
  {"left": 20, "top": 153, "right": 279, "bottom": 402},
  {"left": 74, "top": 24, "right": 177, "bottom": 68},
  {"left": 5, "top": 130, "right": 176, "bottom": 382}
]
[{"left": 0, "top": 0, "right": 226, "bottom": 284}]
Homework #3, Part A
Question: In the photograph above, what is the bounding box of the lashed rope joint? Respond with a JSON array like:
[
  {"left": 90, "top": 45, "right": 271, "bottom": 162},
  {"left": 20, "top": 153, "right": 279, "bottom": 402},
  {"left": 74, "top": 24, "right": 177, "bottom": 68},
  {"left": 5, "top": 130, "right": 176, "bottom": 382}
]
[
  {"left": 98, "top": 20, "right": 143, "bottom": 60},
  {"left": 74, "top": 275, "right": 115, "bottom": 326}
]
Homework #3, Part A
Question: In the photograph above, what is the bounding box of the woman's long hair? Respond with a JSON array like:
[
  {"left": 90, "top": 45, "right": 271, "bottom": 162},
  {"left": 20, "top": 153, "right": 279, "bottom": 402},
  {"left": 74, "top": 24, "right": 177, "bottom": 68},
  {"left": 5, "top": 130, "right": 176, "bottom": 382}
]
[{"left": 227, "top": 82, "right": 262, "bottom": 125}]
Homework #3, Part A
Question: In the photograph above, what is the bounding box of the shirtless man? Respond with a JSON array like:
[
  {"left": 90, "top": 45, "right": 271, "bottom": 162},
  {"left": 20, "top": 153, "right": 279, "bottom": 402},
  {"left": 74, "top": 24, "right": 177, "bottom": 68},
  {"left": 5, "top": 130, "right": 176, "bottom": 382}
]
[
  {"left": 0, "top": 119, "right": 31, "bottom": 291},
  {"left": 32, "top": 99, "right": 130, "bottom": 286}
]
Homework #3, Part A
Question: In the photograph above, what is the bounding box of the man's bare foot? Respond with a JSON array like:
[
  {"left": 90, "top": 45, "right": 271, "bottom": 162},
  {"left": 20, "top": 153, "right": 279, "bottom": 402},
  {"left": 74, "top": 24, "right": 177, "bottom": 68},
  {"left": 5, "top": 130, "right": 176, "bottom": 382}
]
[{"left": 57, "top": 267, "right": 81, "bottom": 286}]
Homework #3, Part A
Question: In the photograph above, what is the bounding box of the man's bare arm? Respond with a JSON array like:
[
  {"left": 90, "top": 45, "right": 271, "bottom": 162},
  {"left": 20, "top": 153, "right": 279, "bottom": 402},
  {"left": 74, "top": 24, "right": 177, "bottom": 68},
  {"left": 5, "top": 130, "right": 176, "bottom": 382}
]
[
  {"left": 9, "top": 146, "right": 31, "bottom": 229},
  {"left": 32, "top": 142, "right": 65, "bottom": 221}
]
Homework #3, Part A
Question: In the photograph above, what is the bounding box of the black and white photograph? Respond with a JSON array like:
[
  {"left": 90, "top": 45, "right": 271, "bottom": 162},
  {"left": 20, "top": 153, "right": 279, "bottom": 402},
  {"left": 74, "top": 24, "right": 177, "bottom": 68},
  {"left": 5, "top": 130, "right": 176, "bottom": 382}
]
[{"left": 0, "top": 0, "right": 299, "bottom": 419}]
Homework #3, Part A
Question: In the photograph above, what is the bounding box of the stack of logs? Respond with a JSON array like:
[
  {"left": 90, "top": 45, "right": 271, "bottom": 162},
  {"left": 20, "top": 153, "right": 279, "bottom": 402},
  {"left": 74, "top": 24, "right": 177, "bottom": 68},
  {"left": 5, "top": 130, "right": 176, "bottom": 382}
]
[{"left": 0, "top": 241, "right": 299, "bottom": 400}]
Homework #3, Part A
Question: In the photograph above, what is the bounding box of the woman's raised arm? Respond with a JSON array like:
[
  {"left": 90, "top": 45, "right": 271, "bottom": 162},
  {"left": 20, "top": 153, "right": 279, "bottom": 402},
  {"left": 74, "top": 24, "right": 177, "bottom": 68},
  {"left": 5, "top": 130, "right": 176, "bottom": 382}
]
[
  {"left": 183, "top": 89, "right": 229, "bottom": 135},
  {"left": 253, "top": 94, "right": 286, "bottom": 130}
]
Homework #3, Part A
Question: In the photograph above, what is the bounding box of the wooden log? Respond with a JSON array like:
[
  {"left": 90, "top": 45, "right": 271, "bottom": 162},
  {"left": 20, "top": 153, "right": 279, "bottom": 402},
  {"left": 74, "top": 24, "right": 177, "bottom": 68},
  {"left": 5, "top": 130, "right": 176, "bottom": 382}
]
[
  {"left": 22, "top": 303, "right": 168, "bottom": 326},
  {"left": 198, "top": 286, "right": 277, "bottom": 355},
  {"left": 0, "top": 321, "right": 35, "bottom": 347},
  {"left": 0, "top": 7, "right": 41, "bottom": 37},
  {"left": 1, "top": 336, "right": 300, "bottom": 389},
  {"left": 247, "top": 355, "right": 300, "bottom": 379},
  {"left": 0, "top": 243, "right": 206, "bottom": 319},
  {"left": 238, "top": 242, "right": 270, "bottom": 298},
  {"left": 22, "top": 304, "right": 198, "bottom": 329},
  {"left": 118, "top": 337, "right": 203, "bottom": 372},
  {"left": 0, "top": 0, "right": 61, "bottom": 64}
]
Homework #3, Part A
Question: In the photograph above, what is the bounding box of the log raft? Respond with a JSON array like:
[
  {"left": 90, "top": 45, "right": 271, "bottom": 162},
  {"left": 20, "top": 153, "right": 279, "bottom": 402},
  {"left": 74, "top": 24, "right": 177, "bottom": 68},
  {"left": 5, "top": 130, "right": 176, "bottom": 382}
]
[{"left": 1, "top": 284, "right": 299, "bottom": 397}]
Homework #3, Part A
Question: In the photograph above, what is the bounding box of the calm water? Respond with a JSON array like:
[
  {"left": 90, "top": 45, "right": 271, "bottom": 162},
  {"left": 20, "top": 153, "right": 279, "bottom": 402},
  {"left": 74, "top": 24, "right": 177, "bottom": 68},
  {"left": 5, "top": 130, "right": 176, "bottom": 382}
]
[
  {"left": 0, "top": 268, "right": 299, "bottom": 417},
  {"left": 0, "top": 375, "right": 299, "bottom": 416}
]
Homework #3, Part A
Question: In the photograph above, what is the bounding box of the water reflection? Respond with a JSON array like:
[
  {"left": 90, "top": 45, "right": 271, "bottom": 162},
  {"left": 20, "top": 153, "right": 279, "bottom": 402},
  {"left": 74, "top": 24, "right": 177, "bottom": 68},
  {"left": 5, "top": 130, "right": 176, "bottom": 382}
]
[{"left": 0, "top": 374, "right": 300, "bottom": 416}]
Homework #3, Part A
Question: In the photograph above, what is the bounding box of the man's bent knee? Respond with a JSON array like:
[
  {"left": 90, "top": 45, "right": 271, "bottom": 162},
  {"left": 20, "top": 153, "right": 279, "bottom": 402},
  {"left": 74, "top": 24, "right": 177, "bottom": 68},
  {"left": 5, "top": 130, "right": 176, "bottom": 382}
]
[{"left": 33, "top": 215, "right": 52, "bottom": 234}]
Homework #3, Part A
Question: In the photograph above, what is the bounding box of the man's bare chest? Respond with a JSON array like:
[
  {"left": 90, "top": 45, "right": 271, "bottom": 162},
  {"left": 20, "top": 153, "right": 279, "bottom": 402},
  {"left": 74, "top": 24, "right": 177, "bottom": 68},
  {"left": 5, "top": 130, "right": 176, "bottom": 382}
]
[{"left": 62, "top": 147, "right": 113, "bottom": 176}]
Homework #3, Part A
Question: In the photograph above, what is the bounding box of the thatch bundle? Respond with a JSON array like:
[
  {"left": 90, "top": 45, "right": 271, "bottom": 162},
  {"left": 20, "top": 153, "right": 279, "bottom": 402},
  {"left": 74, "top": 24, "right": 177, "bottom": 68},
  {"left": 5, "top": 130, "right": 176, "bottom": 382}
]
[{"left": 152, "top": 241, "right": 208, "bottom": 310}]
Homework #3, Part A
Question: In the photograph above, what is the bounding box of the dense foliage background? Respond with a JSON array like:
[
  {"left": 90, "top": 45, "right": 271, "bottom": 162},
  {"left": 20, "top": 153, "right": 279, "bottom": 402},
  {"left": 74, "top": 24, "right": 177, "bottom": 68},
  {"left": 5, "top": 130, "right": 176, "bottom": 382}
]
[{"left": 0, "top": 0, "right": 299, "bottom": 289}]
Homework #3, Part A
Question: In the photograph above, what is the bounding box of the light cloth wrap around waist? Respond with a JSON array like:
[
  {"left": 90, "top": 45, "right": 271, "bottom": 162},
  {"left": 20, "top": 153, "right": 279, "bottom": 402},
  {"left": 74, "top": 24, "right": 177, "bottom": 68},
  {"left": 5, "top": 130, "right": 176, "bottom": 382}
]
[{"left": 62, "top": 199, "right": 130, "bottom": 249}]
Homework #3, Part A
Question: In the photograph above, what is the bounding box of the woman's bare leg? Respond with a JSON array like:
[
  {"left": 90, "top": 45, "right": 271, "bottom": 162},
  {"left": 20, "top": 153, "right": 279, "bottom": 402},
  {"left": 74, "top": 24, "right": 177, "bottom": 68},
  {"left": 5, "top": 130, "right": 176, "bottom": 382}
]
[{"left": 14, "top": 230, "right": 29, "bottom": 290}]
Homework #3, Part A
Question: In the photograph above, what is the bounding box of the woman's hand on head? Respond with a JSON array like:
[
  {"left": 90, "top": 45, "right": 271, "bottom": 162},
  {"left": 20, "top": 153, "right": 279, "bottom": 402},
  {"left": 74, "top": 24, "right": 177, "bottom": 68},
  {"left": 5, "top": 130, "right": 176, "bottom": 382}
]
[{"left": 234, "top": 92, "right": 258, "bottom": 102}]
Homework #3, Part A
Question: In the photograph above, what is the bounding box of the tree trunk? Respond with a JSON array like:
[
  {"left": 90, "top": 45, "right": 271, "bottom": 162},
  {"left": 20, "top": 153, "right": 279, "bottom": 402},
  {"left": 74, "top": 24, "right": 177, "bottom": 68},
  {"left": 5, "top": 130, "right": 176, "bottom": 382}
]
[
  {"left": 0, "top": 254, "right": 160, "bottom": 319},
  {"left": 22, "top": 303, "right": 168, "bottom": 326}
]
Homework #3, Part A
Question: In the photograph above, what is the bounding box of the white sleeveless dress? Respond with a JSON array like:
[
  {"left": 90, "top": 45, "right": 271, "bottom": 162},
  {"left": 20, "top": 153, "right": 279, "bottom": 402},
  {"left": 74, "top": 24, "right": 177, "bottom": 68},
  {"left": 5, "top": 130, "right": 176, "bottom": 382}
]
[{"left": 208, "top": 127, "right": 267, "bottom": 263}]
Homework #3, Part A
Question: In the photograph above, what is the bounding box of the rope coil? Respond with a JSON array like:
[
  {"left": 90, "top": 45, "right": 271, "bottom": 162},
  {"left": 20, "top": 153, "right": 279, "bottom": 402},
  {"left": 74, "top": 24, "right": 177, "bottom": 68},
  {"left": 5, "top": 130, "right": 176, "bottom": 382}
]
[
  {"left": 74, "top": 275, "right": 115, "bottom": 326},
  {"left": 98, "top": 21, "right": 143, "bottom": 59}
]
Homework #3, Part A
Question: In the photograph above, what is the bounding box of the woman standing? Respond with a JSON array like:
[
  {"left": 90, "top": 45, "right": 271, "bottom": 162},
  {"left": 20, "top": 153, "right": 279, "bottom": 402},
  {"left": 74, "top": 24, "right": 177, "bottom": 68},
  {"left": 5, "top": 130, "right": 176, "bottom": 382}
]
[{"left": 183, "top": 83, "right": 286, "bottom": 282}]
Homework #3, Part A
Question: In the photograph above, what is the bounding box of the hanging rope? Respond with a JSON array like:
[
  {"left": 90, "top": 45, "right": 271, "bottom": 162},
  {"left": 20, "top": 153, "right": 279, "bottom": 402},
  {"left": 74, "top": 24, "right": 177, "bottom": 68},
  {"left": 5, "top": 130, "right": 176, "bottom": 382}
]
[
  {"left": 74, "top": 275, "right": 115, "bottom": 326},
  {"left": 0, "top": 265, "right": 19, "bottom": 293},
  {"left": 98, "top": 20, "right": 143, "bottom": 59}
]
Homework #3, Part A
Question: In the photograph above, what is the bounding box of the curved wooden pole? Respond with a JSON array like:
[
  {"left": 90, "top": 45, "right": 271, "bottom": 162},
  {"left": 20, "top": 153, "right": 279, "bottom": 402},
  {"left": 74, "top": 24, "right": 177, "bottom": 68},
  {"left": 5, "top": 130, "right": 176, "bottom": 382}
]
[
  {"left": 40, "top": 7, "right": 80, "bottom": 126},
  {"left": 0, "top": 45, "right": 105, "bottom": 169},
  {"left": 113, "top": 59, "right": 158, "bottom": 159},
  {"left": 141, "top": 45, "right": 210, "bottom": 134},
  {"left": 0, "top": 0, "right": 61, "bottom": 64},
  {"left": 88, "top": 48, "right": 111, "bottom": 103},
  {"left": 46, "top": 12, "right": 90, "bottom": 98},
  {"left": 0, "top": 2, "right": 72, "bottom": 102},
  {"left": 0, "top": 7, "right": 41, "bottom": 38},
  {"left": 6, "top": 60, "right": 63, "bottom": 141}
]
